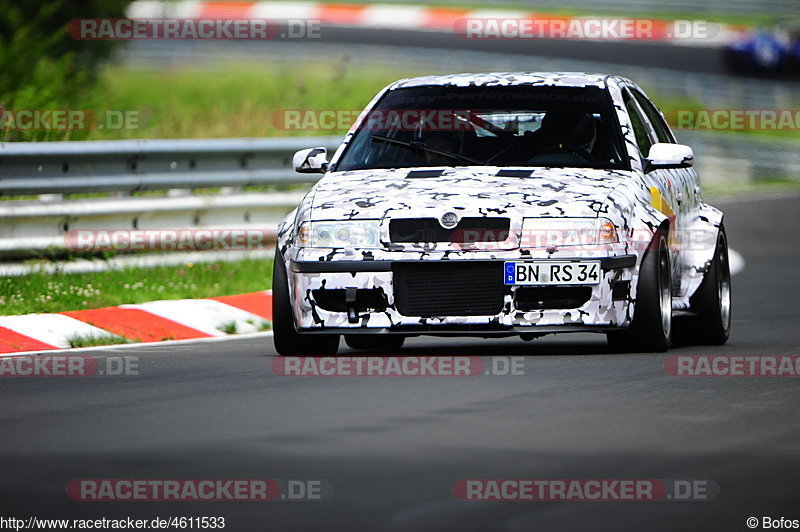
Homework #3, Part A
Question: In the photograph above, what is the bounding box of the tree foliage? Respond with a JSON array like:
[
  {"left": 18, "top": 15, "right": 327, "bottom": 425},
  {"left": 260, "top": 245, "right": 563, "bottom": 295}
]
[{"left": 0, "top": 0, "right": 133, "bottom": 140}]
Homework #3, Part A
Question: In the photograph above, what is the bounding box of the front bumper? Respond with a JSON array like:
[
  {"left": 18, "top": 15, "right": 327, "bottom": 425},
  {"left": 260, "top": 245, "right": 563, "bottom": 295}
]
[{"left": 288, "top": 249, "right": 638, "bottom": 333}]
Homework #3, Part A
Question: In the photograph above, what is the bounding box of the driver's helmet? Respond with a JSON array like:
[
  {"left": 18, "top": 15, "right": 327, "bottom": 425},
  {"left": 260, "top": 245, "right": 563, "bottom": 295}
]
[{"left": 539, "top": 109, "right": 597, "bottom": 153}]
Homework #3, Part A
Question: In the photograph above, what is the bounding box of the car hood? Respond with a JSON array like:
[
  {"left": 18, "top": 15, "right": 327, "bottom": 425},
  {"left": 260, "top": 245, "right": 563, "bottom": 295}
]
[{"left": 310, "top": 166, "right": 631, "bottom": 220}]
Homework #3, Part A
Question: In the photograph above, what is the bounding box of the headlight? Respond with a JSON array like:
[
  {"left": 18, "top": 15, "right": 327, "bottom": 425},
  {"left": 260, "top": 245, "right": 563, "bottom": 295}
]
[
  {"left": 297, "top": 220, "right": 382, "bottom": 248},
  {"left": 521, "top": 217, "right": 618, "bottom": 248}
]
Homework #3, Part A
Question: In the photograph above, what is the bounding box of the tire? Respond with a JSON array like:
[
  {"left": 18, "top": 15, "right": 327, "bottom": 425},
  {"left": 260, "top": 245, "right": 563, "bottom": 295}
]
[
  {"left": 272, "top": 252, "right": 339, "bottom": 356},
  {"left": 675, "top": 225, "right": 731, "bottom": 346},
  {"left": 345, "top": 335, "right": 405, "bottom": 351},
  {"left": 607, "top": 231, "right": 672, "bottom": 353}
]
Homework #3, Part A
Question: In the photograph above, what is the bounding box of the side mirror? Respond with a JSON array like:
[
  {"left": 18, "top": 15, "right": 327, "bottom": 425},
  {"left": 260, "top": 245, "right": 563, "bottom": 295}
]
[
  {"left": 293, "top": 147, "right": 329, "bottom": 174},
  {"left": 645, "top": 143, "right": 694, "bottom": 172}
]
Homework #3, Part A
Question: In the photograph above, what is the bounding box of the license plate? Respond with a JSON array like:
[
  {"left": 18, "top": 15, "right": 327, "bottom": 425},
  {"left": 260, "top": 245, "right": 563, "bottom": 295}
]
[{"left": 504, "top": 261, "right": 600, "bottom": 285}]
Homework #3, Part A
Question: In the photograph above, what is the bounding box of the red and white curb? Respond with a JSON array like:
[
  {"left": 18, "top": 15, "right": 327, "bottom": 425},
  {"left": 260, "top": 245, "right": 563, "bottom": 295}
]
[
  {"left": 0, "top": 291, "right": 272, "bottom": 355},
  {"left": 128, "top": 1, "right": 745, "bottom": 47}
]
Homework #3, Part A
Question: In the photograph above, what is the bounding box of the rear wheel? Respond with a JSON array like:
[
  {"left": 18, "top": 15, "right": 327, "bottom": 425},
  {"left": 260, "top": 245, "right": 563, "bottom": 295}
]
[
  {"left": 272, "top": 252, "right": 339, "bottom": 356},
  {"left": 607, "top": 231, "right": 672, "bottom": 353},
  {"left": 345, "top": 335, "right": 405, "bottom": 351},
  {"left": 675, "top": 225, "right": 731, "bottom": 346}
]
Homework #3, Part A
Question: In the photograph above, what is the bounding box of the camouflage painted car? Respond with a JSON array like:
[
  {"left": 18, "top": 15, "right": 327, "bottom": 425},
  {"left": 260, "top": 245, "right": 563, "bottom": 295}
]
[{"left": 273, "top": 72, "right": 731, "bottom": 355}]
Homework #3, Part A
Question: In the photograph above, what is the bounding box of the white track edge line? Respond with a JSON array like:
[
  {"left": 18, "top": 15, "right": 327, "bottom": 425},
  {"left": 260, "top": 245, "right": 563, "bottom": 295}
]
[{"left": 0, "top": 330, "right": 274, "bottom": 358}]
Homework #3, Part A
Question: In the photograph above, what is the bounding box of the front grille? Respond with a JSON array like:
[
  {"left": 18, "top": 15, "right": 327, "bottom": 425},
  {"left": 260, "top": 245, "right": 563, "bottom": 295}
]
[
  {"left": 514, "top": 286, "right": 592, "bottom": 311},
  {"left": 393, "top": 262, "right": 505, "bottom": 316},
  {"left": 389, "top": 217, "right": 510, "bottom": 243}
]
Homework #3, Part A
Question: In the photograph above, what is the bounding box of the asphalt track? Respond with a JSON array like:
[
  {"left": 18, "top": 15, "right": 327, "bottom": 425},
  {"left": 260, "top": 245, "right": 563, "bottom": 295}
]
[
  {"left": 316, "top": 26, "right": 729, "bottom": 75},
  {"left": 1, "top": 194, "right": 799, "bottom": 531}
]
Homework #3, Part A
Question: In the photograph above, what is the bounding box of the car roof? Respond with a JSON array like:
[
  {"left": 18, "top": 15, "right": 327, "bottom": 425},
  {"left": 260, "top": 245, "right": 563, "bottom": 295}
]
[{"left": 390, "top": 72, "right": 619, "bottom": 90}]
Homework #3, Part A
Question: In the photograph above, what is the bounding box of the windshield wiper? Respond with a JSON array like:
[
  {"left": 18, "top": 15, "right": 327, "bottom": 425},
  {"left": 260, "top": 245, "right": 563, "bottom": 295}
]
[{"left": 371, "top": 135, "right": 484, "bottom": 165}]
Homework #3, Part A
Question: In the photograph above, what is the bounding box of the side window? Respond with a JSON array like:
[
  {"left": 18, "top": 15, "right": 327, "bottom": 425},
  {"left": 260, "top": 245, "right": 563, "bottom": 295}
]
[
  {"left": 632, "top": 90, "right": 675, "bottom": 144},
  {"left": 623, "top": 93, "right": 652, "bottom": 157}
]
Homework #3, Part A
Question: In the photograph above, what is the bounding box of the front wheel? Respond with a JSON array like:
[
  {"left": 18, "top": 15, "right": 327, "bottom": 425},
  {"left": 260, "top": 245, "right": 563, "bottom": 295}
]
[
  {"left": 272, "top": 252, "right": 339, "bottom": 356},
  {"left": 607, "top": 231, "right": 672, "bottom": 352}
]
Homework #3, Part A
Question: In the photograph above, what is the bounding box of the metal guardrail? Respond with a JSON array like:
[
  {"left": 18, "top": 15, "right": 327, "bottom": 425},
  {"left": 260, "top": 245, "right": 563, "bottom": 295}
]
[
  {"left": 0, "top": 136, "right": 342, "bottom": 195},
  {"left": 0, "top": 136, "right": 341, "bottom": 257}
]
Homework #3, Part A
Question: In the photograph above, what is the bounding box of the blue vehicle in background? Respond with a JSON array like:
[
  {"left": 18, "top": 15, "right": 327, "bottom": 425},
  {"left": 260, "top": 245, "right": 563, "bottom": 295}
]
[{"left": 724, "top": 20, "right": 800, "bottom": 76}]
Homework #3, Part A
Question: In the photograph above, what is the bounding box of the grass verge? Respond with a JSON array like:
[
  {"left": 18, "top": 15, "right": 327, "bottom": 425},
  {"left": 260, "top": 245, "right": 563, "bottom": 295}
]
[
  {"left": 80, "top": 63, "right": 404, "bottom": 141},
  {"left": 40, "top": 65, "right": 789, "bottom": 144},
  {"left": 703, "top": 177, "right": 800, "bottom": 200},
  {"left": 0, "top": 257, "right": 273, "bottom": 316},
  {"left": 5, "top": 62, "right": 796, "bottom": 143}
]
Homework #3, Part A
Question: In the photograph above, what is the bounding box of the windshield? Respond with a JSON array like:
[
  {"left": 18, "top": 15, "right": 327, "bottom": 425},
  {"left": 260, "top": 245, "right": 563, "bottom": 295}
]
[{"left": 334, "top": 85, "right": 629, "bottom": 172}]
